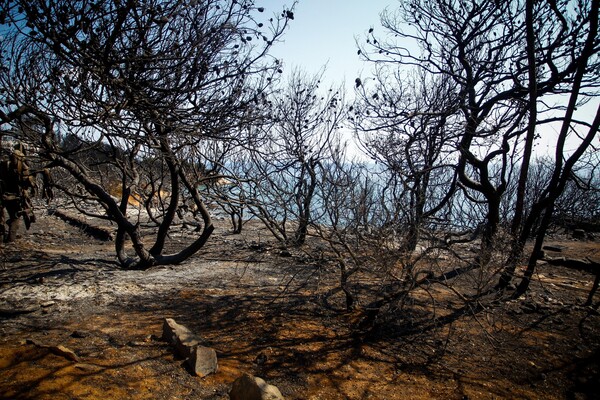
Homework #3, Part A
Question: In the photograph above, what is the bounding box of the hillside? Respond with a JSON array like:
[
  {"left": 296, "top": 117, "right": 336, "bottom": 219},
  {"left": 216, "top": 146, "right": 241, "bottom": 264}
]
[{"left": 1, "top": 206, "right": 599, "bottom": 399}]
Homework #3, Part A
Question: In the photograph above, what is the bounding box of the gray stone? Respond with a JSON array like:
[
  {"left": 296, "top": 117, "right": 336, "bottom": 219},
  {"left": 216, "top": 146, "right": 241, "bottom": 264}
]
[
  {"left": 189, "top": 345, "right": 218, "bottom": 377},
  {"left": 162, "top": 318, "right": 201, "bottom": 358},
  {"left": 162, "top": 318, "right": 218, "bottom": 378},
  {"left": 542, "top": 245, "right": 563, "bottom": 253},
  {"left": 229, "top": 373, "right": 284, "bottom": 400}
]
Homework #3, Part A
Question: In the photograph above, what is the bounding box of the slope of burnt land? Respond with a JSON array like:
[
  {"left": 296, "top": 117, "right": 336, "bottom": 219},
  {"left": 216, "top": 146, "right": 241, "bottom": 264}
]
[{"left": 0, "top": 207, "right": 599, "bottom": 399}]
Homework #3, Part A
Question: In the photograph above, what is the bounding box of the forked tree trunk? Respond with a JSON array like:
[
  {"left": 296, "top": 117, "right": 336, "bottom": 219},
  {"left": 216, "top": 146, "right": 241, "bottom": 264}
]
[{"left": 292, "top": 160, "right": 318, "bottom": 246}]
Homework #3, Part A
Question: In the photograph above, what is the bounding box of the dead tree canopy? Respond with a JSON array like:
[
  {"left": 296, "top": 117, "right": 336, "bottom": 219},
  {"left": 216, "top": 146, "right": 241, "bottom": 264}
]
[
  {"left": 357, "top": 0, "right": 600, "bottom": 290},
  {"left": 0, "top": 0, "right": 295, "bottom": 268}
]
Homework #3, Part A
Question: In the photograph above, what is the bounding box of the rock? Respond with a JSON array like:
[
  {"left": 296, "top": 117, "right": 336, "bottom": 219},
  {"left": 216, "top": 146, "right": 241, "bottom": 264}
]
[
  {"left": 189, "top": 345, "right": 218, "bottom": 377},
  {"left": 542, "top": 245, "right": 563, "bottom": 253},
  {"left": 229, "top": 373, "right": 284, "bottom": 400},
  {"left": 162, "top": 318, "right": 218, "bottom": 377},
  {"left": 70, "top": 330, "right": 88, "bottom": 339},
  {"left": 279, "top": 250, "right": 292, "bottom": 257},
  {"left": 26, "top": 339, "right": 80, "bottom": 362},
  {"left": 545, "top": 256, "right": 566, "bottom": 266},
  {"left": 573, "top": 229, "right": 586, "bottom": 240},
  {"left": 254, "top": 352, "right": 268, "bottom": 365},
  {"left": 564, "top": 258, "right": 596, "bottom": 274},
  {"left": 51, "top": 345, "right": 80, "bottom": 362},
  {"left": 162, "top": 318, "right": 201, "bottom": 358}
]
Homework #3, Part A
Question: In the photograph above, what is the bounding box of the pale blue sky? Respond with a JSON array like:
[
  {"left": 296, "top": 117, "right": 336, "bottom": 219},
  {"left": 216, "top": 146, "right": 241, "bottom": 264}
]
[
  {"left": 260, "top": 0, "right": 397, "bottom": 92},
  {"left": 256, "top": 0, "right": 599, "bottom": 157}
]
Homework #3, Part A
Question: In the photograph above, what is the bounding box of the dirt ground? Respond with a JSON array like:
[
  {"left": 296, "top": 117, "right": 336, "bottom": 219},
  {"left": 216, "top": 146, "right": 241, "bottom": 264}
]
[{"left": 0, "top": 205, "right": 599, "bottom": 400}]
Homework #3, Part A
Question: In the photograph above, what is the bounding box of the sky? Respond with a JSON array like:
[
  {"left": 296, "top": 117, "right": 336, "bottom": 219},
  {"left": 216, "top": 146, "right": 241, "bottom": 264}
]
[
  {"left": 259, "top": 0, "right": 398, "bottom": 93},
  {"left": 256, "top": 0, "right": 599, "bottom": 158}
]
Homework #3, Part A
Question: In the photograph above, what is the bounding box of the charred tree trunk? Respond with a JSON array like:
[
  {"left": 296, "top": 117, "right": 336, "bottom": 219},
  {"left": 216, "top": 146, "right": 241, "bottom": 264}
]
[{"left": 292, "top": 159, "right": 318, "bottom": 246}]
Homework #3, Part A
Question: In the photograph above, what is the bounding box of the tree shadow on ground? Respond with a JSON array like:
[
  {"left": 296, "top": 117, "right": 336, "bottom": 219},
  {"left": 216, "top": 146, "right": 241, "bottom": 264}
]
[{"left": 2, "top": 235, "right": 599, "bottom": 399}]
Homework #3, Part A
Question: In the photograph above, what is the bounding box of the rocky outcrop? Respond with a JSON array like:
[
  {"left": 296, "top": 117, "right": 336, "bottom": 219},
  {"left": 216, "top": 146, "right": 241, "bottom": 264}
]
[
  {"left": 162, "top": 318, "right": 217, "bottom": 377},
  {"left": 229, "top": 373, "right": 284, "bottom": 400}
]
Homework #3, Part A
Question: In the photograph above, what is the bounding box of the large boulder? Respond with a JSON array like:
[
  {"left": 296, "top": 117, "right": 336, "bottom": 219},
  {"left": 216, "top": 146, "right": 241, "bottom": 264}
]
[
  {"left": 229, "top": 373, "right": 284, "bottom": 400},
  {"left": 162, "top": 318, "right": 218, "bottom": 377}
]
